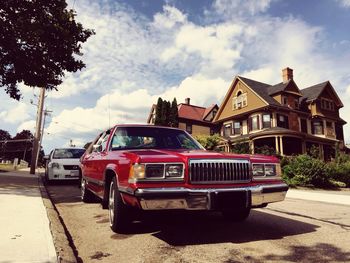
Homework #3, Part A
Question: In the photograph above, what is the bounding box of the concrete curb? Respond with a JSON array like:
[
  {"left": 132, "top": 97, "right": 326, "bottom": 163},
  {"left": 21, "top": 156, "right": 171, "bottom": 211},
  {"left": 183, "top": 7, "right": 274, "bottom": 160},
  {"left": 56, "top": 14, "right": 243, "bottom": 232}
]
[{"left": 38, "top": 175, "right": 77, "bottom": 263}]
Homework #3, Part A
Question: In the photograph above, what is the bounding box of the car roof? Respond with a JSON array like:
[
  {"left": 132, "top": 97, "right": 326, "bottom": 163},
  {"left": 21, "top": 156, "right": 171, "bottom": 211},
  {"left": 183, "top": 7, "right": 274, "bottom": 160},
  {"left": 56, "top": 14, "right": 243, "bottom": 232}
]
[{"left": 113, "top": 124, "right": 182, "bottom": 131}]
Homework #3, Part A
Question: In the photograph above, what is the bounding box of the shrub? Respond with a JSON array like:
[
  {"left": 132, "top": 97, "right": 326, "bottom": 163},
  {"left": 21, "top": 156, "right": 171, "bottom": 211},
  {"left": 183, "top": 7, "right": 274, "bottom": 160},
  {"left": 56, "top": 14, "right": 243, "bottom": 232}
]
[
  {"left": 194, "top": 134, "right": 221, "bottom": 151},
  {"left": 282, "top": 155, "right": 333, "bottom": 188},
  {"left": 255, "top": 145, "right": 276, "bottom": 156},
  {"left": 231, "top": 141, "right": 251, "bottom": 154},
  {"left": 328, "top": 161, "right": 350, "bottom": 187}
]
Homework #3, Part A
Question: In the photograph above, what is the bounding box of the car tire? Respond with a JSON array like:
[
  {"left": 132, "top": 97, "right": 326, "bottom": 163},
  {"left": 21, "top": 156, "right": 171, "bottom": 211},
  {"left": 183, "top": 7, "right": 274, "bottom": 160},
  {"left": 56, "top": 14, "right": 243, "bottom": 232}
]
[
  {"left": 81, "top": 177, "right": 94, "bottom": 202},
  {"left": 109, "top": 177, "right": 131, "bottom": 233},
  {"left": 222, "top": 207, "right": 251, "bottom": 222}
]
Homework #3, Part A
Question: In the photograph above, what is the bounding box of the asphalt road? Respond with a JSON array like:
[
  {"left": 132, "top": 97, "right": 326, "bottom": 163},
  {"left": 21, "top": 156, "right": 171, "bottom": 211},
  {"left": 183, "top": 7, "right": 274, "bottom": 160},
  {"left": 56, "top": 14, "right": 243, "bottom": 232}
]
[{"left": 45, "top": 181, "right": 350, "bottom": 263}]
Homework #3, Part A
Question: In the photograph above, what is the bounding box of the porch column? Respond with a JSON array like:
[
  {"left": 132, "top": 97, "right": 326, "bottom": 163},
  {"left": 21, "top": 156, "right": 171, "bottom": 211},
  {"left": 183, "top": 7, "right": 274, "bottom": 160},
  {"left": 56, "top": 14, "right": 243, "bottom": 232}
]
[
  {"left": 279, "top": 136, "right": 284, "bottom": 156},
  {"left": 275, "top": 136, "right": 280, "bottom": 154},
  {"left": 302, "top": 141, "right": 306, "bottom": 154},
  {"left": 319, "top": 144, "right": 324, "bottom": 160},
  {"left": 250, "top": 140, "right": 255, "bottom": 154}
]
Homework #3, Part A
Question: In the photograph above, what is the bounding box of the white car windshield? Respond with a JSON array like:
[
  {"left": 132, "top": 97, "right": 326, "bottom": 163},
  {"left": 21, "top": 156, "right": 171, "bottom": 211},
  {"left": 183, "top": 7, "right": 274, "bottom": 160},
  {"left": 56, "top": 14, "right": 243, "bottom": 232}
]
[{"left": 53, "top": 148, "right": 85, "bottom": 159}]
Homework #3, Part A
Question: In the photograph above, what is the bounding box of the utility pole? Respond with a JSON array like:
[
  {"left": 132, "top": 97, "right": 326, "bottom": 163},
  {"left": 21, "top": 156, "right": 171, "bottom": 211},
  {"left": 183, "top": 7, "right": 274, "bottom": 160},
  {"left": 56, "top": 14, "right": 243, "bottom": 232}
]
[
  {"left": 30, "top": 87, "right": 45, "bottom": 174},
  {"left": 35, "top": 108, "right": 52, "bottom": 166}
]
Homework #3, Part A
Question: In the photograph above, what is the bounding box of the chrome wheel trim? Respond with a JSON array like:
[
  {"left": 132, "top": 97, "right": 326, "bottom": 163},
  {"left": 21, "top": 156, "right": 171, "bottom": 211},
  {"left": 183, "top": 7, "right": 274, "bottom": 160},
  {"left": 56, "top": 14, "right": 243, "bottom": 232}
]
[
  {"left": 81, "top": 178, "right": 86, "bottom": 198},
  {"left": 109, "top": 181, "right": 115, "bottom": 226}
]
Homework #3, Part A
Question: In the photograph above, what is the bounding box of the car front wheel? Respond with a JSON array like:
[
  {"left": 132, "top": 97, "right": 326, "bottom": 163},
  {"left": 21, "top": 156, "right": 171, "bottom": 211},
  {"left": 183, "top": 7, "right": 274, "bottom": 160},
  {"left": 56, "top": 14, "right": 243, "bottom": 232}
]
[
  {"left": 81, "top": 177, "right": 94, "bottom": 202},
  {"left": 109, "top": 177, "right": 131, "bottom": 233}
]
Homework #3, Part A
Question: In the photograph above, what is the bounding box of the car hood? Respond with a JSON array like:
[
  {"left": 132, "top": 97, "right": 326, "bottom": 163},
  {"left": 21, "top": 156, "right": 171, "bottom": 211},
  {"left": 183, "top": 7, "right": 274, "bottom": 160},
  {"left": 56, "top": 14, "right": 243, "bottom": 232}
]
[{"left": 125, "top": 149, "right": 278, "bottom": 163}]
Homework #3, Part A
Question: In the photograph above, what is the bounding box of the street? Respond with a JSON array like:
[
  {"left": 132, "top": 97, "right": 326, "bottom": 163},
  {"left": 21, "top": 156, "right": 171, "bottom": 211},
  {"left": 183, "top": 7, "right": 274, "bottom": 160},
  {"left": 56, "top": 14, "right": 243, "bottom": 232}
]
[{"left": 45, "top": 181, "right": 350, "bottom": 263}]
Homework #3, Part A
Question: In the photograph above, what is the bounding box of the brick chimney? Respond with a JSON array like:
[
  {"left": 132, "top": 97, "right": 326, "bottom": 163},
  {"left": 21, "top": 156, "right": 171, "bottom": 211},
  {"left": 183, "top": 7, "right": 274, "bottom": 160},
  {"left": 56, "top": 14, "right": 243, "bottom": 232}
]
[
  {"left": 185, "top": 98, "right": 190, "bottom": 105},
  {"left": 282, "top": 67, "right": 293, "bottom": 83}
]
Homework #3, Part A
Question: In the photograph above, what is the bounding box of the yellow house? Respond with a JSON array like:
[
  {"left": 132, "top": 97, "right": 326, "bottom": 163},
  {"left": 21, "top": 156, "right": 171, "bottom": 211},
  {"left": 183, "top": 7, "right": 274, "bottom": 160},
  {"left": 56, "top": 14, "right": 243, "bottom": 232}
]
[{"left": 214, "top": 67, "right": 346, "bottom": 160}]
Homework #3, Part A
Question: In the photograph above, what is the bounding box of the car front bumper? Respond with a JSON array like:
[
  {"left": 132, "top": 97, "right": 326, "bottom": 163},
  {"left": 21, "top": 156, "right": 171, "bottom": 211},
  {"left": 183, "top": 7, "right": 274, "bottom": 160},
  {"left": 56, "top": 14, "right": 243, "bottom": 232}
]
[{"left": 131, "top": 183, "right": 289, "bottom": 210}]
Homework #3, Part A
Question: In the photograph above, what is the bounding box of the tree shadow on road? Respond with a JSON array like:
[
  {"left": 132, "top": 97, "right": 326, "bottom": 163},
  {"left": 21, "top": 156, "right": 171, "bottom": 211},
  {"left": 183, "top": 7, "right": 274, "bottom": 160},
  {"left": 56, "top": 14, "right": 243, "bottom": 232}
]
[{"left": 225, "top": 243, "right": 350, "bottom": 263}]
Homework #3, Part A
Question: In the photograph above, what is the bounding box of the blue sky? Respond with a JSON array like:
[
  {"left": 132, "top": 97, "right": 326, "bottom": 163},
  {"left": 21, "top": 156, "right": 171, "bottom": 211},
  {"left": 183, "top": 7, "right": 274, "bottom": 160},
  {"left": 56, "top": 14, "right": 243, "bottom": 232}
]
[{"left": 1, "top": 0, "right": 350, "bottom": 153}]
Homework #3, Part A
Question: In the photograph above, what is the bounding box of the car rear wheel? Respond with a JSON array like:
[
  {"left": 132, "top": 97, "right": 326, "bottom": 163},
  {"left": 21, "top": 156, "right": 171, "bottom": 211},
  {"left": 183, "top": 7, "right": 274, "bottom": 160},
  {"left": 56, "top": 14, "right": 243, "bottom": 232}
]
[
  {"left": 109, "top": 177, "right": 131, "bottom": 233},
  {"left": 222, "top": 207, "right": 251, "bottom": 222},
  {"left": 81, "top": 177, "right": 94, "bottom": 202}
]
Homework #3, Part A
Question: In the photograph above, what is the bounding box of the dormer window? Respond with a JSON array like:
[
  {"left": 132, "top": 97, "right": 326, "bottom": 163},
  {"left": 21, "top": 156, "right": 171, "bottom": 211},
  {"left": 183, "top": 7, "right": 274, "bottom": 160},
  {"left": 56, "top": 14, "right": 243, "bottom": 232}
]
[
  {"left": 321, "top": 98, "right": 335, "bottom": 111},
  {"left": 232, "top": 91, "right": 247, "bottom": 110}
]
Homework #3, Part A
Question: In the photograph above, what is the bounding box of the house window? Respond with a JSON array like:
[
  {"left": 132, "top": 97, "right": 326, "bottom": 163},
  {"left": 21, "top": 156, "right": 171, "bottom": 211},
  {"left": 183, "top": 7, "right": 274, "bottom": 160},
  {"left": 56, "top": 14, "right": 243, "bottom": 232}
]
[
  {"left": 233, "top": 121, "right": 241, "bottom": 135},
  {"left": 282, "top": 96, "right": 288, "bottom": 106},
  {"left": 262, "top": 114, "right": 271, "bottom": 129},
  {"left": 321, "top": 99, "right": 335, "bottom": 111},
  {"left": 224, "top": 124, "right": 232, "bottom": 137},
  {"left": 326, "top": 121, "right": 334, "bottom": 136},
  {"left": 294, "top": 99, "right": 299, "bottom": 109},
  {"left": 277, "top": 114, "right": 289, "bottom": 129},
  {"left": 249, "top": 115, "right": 259, "bottom": 131},
  {"left": 300, "top": 118, "right": 307, "bottom": 133},
  {"left": 232, "top": 91, "right": 247, "bottom": 110},
  {"left": 312, "top": 120, "right": 324, "bottom": 135},
  {"left": 186, "top": 124, "right": 192, "bottom": 134}
]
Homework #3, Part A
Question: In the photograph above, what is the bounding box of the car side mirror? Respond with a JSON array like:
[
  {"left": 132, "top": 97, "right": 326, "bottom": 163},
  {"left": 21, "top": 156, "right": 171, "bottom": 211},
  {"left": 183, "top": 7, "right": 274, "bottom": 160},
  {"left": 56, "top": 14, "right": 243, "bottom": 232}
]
[{"left": 92, "top": 144, "right": 102, "bottom": 152}]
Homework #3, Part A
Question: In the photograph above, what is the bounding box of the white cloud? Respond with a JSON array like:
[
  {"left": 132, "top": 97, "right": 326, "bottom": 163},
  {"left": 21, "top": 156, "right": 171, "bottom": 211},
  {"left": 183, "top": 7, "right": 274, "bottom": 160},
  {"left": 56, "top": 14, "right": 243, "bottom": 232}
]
[
  {"left": 0, "top": 102, "right": 32, "bottom": 124},
  {"left": 17, "top": 120, "right": 36, "bottom": 134},
  {"left": 213, "top": 0, "right": 273, "bottom": 16},
  {"left": 336, "top": 0, "right": 350, "bottom": 8},
  {"left": 153, "top": 5, "right": 187, "bottom": 29}
]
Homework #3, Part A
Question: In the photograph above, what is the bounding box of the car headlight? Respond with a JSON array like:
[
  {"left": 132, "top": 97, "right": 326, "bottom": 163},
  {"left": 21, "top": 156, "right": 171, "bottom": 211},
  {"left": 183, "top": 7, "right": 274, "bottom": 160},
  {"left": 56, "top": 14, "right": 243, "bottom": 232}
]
[
  {"left": 51, "top": 162, "right": 60, "bottom": 169},
  {"left": 252, "top": 163, "right": 281, "bottom": 178},
  {"left": 146, "top": 164, "right": 164, "bottom": 178},
  {"left": 165, "top": 164, "right": 183, "bottom": 178},
  {"left": 252, "top": 163, "right": 264, "bottom": 176},
  {"left": 129, "top": 163, "right": 184, "bottom": 182}
]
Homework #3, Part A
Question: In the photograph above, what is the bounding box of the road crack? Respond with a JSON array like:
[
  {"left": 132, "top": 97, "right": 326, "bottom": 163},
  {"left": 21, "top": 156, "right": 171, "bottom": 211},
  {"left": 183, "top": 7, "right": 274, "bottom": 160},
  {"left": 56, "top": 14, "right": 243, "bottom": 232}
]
[{"left": 265, "top": 208, "right": 350, "bottom": 230}]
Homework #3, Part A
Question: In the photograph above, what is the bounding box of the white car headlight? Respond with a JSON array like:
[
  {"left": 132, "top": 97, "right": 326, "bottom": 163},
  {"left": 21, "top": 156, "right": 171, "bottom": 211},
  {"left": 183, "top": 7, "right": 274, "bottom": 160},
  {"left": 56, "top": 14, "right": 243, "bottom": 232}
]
[
  {"left": 252, "top": 163, "right": 281, "bottom": 178},
  {"left": 165, "top": 164, "right": 183, "bottom": 178},
  {"left": 51, "top": 162, "right": 60, "bottom": 169}
]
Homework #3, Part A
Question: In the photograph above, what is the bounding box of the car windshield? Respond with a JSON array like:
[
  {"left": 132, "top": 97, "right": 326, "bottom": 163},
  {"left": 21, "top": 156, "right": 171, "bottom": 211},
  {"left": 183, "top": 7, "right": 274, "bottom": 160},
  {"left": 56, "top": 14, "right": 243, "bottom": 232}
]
[
  {"left": 110, "top": 127, "right": 204, "bottom": 151},
  {"left": 53, "top": 148, "right": 85, "bottom": 159}
]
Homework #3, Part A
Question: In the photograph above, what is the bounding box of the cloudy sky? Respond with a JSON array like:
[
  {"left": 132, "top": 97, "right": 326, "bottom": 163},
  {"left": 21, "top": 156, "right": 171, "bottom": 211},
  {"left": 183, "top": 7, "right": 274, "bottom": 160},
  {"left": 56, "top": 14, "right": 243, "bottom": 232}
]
[{"left": 1, "top": 0, "right": 350, "bottom": 153}]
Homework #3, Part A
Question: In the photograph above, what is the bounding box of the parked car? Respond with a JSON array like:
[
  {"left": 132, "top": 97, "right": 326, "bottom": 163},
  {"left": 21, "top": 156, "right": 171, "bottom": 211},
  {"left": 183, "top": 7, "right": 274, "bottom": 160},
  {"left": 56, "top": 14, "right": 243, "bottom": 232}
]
[
  {"left": 45, "top": 147, "right": 86, "bottom": 182},
  {"left": 80, "top": 125, "right": 288, "bottom": 233}
]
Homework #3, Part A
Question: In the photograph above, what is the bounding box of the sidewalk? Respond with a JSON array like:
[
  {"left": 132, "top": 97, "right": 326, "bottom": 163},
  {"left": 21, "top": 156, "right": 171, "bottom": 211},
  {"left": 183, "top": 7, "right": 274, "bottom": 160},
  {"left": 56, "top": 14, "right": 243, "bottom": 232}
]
[
  {"left": 0, "top": 170, "right": 57, "bottom": 263},
  {"left": 287, "top": 188, "right": 350, "bottom": 206}
]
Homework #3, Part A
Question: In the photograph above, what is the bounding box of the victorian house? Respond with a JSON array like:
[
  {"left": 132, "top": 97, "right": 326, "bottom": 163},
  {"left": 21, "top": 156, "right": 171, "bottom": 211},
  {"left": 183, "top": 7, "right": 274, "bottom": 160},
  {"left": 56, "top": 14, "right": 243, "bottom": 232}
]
[
  {"left": 214, "top": 68, "right": 346, "bottom": 160},
  {"left": 147, "top": 98, "right": 219, "bottom": 136}
]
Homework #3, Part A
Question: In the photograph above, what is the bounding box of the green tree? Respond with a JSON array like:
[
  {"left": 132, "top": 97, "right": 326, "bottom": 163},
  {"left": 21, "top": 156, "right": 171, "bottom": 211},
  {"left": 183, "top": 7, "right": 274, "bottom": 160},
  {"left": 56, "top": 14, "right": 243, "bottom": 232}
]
[
  {"left": 169, "top": 98, "right": 179, "bottom": 127},
  {"left": 195, "top": 134, "right": 221, "bottom": 150},
  {"left": 160, "top": 100, "right": 169, "bottom": 126},
  {"left": 0, "top": 129, "right": 11, "bottom": 141},
  {"left": 0, "top": 0, "right": 94, "bottom": 100},
  {"left": 154, "top": 97, "right": 163, "bottom": 125}
]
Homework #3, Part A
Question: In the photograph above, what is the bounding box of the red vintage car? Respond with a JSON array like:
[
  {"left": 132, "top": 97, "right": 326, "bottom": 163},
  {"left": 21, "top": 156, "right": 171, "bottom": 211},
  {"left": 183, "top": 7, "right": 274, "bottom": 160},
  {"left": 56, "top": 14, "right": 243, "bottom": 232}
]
[{"left": 80, "top": 125, "right": 288, "bottom": 233}]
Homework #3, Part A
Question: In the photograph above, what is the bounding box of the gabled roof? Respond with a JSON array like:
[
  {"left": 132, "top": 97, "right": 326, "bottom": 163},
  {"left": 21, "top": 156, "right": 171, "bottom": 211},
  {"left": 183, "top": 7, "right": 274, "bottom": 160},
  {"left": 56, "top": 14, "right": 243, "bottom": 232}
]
[
  {"left": 301, "top": 81, "right": 343, "bottom": 107},
  {"left": 178, "top": 103, "right": 218, "bottom": 122},
  {"left": 238, "top": 76, "right": 281, "bottom": 106},
  {"left": 203, "top": 104, "right": 218, "bottom": 120},
  {"left": 301, "top": 81, "right": 328, "bottom": 102}
]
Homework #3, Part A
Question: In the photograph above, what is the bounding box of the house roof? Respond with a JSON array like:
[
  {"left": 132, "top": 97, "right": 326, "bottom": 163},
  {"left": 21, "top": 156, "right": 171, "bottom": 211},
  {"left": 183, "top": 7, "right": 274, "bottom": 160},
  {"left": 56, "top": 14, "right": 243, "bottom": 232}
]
[
  {"left": 301, "top": 81, "right": 328, "bottom": 102},
  {"left": 238, "top": 76, "right": 281, "bottom": 106},
  {"left": 267, "top": 81, "right": 290, "bottom": 95},
  {"left": 203, "top": 104, "right": 218, "bottom": 120},
  {"left": 178, "top": 103, "right": 217, "bottom": 122}
]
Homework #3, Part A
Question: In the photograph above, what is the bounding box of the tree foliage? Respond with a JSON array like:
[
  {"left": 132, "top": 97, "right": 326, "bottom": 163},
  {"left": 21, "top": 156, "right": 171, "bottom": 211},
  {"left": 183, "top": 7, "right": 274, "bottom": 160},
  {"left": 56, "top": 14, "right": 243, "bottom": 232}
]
[
  {"left": 0, "top": 129, "right": 11, "bottom": 141},
  {"left": 0, "top": 0, "right": 94, "bottom": 99},
  {"left": 154, "top": 97, "right": 178, "bottom": 127},
  {"left": 194, "top": 134, "right": 221, "bottom": 150}
]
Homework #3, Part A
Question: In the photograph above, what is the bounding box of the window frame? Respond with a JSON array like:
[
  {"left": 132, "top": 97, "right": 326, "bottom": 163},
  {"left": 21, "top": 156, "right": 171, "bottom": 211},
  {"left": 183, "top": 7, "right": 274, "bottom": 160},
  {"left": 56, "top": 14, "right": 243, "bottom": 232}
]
[{"left": 262, "top": 114, "right": 271, "bottom": 129}]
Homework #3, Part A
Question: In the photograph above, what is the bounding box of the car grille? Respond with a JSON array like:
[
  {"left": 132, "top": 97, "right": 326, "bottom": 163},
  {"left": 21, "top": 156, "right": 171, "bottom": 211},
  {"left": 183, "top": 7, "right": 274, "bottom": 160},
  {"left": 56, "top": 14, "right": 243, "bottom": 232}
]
[
  {"left": 189, "top": 159, "right": 251, "bottom": 184},
  {"left": 63, "top": 165, "right": 79, "bottom": 170}
]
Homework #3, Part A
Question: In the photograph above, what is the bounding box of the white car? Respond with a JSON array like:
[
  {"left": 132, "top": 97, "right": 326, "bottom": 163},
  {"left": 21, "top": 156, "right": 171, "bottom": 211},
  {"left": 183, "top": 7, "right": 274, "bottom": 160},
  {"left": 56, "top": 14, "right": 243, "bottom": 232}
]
[{"left": 45, "top": 148, "right": 86, "bottom": 182}]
